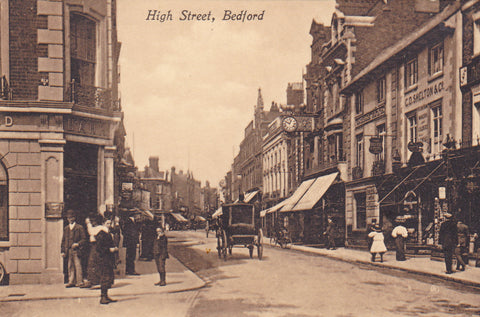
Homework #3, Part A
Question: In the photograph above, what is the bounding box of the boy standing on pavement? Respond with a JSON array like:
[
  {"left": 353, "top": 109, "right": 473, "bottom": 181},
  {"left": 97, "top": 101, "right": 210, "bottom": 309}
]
[
  {"left": 61, "top": 209, "right": 86, "bottom": 288},
  {"left": 153, "top": 226, "right": 169, "bottom": 286}
]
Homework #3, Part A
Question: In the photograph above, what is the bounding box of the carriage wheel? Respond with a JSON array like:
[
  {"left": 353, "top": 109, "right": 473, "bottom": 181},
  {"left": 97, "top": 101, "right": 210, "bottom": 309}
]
[
  {"left": 217, "top": 231, "right": 223, "bottom": 258},
  {"left": 257, "top": 229, "right": 263, "bottom": 260},
  {"left": 248, "top": 245, "right": 254, "bottom": 258},
  {"left": 221, "top": 230, "right": 228, "bottom": 261},
  {"left": 285, "top": 237, "right": 292, "bottom": 249}
]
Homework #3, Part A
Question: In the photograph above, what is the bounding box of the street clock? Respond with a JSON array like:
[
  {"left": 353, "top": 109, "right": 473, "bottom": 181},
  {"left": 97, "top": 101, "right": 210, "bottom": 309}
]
[{"left": 282, "top": 116, "right": 298, "bottom": 132}]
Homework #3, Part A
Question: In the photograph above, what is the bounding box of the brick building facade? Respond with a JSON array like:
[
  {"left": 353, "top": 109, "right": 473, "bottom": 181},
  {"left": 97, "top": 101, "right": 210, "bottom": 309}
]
[{"left": 0, "top": 0, "right": 124, "bottom": 284}]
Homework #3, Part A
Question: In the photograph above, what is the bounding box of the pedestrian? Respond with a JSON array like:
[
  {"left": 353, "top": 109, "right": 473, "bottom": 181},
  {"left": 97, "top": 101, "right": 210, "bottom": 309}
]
[
  {"left": 81, "top": 214, "right": 103, "bottom": 288},
  {"left": 61, "top": 209, "right": 87, "bottom": 288},
  {"left": 391, "top": 222, "right": 408, "bottom": 261},
  {"left": 121, "top": 213, "right": 140, "bottom": 275},
  {"left": 140, "top": 218, "right": 156, "bottom": 261},
  {"left": 323, "top": 217, "right": 336, "bottom": 250},
  {"left": 96, "top": 213, "right": 118, "bottom": 304},
  {"left": 439, "top": 213, "right": 458, "bottom": 274},
  {"left": 111, "top": 215, "right": 122, "bottom": 269},
  {"left": 455, "top": 220, "right": 469, "bottom": 271},
  {"left": 368, "top": 224, "right": 387, "bottom": 263},
  {"left": 153, "top": 226, "right": 169, "bottom": 286},
  {"left": 367, "top": 219, "right": 377, "bottom": 250}
]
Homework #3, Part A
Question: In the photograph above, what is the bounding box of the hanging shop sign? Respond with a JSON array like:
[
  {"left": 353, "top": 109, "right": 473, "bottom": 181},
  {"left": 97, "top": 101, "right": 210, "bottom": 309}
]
[
  {"left": 407, "top": 141, "right": 424, "bottom": 152},
  {"left": 369, "top": 137, "right": 383, "bottom": 154}
]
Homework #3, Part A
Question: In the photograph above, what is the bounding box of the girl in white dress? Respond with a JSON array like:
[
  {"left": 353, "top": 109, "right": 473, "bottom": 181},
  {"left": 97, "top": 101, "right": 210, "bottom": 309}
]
[{"left": 368, "top": 224, "right": 387, "bottom": 262}]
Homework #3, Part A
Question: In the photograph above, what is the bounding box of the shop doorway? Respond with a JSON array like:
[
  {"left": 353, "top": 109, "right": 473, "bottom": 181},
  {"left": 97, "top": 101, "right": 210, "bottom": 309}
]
[{"left": 64, "top": 142, "right": 98, "bottom": 222}]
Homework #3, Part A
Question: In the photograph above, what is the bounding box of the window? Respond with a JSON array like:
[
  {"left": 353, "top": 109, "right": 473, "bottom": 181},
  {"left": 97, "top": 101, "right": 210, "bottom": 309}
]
[
  {"left": 156, "top": 184, "right": 163, "bottom": 194},
  {"left": 432, "top": 105, "right": 443, "bottom": 156},
  {"left": 377, "top": 77, "right": 386, "bottom": 104},
  {"left": 405, "top": 57, "right": 418, "bottom": 89},
  {"left": 356, "top": 134, "right": 364, "bottom": 169},
  {"left": 0, "top": 163, "right": 8, "bottom": 241},
  {"left": 474, "top": 20, "right": 480, "bottom": 56},
  {"left": 70, "top": 14, "right": 96, "bottom": 86},
  {"left": 429, "top": 42, "right": 444, "bottom": 76},
  {"left": 354, "top": 193, "right": 366, "bottom": 229},
  {"left": 376, "top": 124, "right": 386, "bottom": 161},
  {"left": 328, "top": 133, "right": 343, "bottom": 162},
  {"left": 355, "top": 91, "right": 363, "bottom": 114},
  {"left": 407, "top": 115, "right": 417, "bottom": 143}
]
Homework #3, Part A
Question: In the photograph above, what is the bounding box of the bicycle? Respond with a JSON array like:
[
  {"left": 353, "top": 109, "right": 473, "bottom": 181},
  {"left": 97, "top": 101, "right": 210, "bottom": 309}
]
[{"left": 270, "top": 229, "right": 292, "bottom": 249}]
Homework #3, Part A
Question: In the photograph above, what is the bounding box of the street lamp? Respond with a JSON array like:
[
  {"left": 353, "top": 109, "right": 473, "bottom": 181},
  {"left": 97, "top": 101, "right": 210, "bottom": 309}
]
[{"left": 442, "top": 134, "right": 456, "bottom": 216}]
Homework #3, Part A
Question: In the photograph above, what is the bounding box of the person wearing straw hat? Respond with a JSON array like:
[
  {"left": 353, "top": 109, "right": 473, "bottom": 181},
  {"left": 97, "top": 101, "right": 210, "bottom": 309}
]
[
  {"left": 368, "top": 224, "right": 387, "bottom": 262},
  {"left": 439, "top": 212, "right": 457, "bottom": 274}
]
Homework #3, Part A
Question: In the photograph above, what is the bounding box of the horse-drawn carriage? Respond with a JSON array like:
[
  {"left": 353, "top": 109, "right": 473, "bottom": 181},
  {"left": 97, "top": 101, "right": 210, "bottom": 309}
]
[{"left": 215, "top": 202, "right": 263, "bottom": 261}]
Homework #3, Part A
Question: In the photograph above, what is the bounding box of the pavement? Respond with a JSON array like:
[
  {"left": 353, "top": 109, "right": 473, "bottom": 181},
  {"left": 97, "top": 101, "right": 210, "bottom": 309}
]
[
  {"left": 0, "top": 252, "right": 206, "bottom": 302},
  {"left": 263, "top": 237, "right": 480, "bottom": 288},
  {"left": 2, "top": 231, "right": 480, "bottom": 303}
]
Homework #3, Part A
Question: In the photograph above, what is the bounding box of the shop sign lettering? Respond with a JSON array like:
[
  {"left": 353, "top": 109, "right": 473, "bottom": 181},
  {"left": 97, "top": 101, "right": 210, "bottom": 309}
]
[
  {"left": 64, "top": 116, "right": 110, "bottom": 138},
  {"left": 356, "top": 106, "right": 385, "bottom": 127},
  {"left": 405, "top": 81, "right": 444, "bottom": 107}
]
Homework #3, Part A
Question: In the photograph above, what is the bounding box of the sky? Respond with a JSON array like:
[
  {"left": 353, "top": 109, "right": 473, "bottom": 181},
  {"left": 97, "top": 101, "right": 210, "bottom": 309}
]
[{"left": 117, "top": 0, "right": 336, "bottom": 187}]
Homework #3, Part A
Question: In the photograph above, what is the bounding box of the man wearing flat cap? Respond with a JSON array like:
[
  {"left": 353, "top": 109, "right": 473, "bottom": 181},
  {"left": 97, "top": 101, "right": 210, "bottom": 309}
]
[
  {"left": 61, "top": 209, "right": 86, "bottom": 287},
  {"left": 439, "top": 213, "right": 457, "bottom": 274}
]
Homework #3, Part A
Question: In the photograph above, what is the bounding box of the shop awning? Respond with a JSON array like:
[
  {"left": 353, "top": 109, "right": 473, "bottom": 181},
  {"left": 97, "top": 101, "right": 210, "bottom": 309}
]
[
  {"left": 212, "top": 207, "right": 223, "bottom": 218},
  {"left": 171, "top": 213, "right": 188, "bottom": 222},
  {"left": 244, "top": 190, "right": 259, "bottom": 203},
  {"left": 260, "top": 198, "right": 289, "bottom": 217},
  {"left": 280, "top": 178, "right": 316, "bottom": 212},
  {"left": 195, "top": 215, "right": 206, "bottom": 222},
  {"left": 291, "top": 172, "right": 338, "bottom": 211}
]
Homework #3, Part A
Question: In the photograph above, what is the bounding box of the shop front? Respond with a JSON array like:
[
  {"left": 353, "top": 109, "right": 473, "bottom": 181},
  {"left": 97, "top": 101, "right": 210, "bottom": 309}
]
[{"left": 0, "top": 108, "right": 121, "bottom": 284}]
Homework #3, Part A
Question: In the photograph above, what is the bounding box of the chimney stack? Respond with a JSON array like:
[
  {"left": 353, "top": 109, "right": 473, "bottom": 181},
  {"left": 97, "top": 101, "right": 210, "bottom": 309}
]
[{"left": 149, "top": 156, "right": 159, "bottom": 172}]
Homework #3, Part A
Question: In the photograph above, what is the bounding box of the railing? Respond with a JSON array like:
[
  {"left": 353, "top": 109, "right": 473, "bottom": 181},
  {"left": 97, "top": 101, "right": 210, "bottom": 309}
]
[
  {"left": 67, "top": 80, "right": 120, "bottom": 111},
  {"left": 305, "top": 158, "right": 346, "bottom": 177},
  {"left": 0, "top": 76, "right": 12, "bottom": 100}
]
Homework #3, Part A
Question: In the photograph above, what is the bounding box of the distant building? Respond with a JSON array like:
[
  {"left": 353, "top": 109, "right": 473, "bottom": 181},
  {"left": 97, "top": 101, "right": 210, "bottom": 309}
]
[
  {"left": 234, "top": 89, "right": 280, "bottom": 201},
  {"left": 137, "top": 157, "right": 172, "bottom": 212}
]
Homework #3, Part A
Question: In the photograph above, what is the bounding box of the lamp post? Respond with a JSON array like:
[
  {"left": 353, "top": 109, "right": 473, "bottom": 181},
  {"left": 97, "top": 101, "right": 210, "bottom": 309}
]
[{"left": 442, "top": 134, "right": 456, "bottom": 216}]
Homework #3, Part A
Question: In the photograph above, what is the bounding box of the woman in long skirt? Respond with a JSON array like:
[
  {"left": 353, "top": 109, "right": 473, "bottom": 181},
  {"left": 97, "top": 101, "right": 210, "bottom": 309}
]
[
  {"left": 96, "top": 214, "right": 118, "bottom": 304},
  {"left": 82, "top": 214, "right": 103, "bottom": 288}
]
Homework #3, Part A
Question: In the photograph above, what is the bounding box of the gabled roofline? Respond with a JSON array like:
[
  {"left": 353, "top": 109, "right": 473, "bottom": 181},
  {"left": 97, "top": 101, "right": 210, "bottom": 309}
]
[{"left": 341, "top": 2, "right": 461, "bottom": 94}]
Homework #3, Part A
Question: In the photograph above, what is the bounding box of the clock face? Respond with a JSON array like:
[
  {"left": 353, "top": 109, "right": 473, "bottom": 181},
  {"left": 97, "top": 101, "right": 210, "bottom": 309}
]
[{"left": 282, "top": 116, "right": 297, "bottom": 132}]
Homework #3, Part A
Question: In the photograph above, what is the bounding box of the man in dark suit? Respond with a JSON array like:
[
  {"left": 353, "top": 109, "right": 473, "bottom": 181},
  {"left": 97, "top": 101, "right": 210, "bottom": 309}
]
[
  {"left": 153, "top": 226, "right": 169, "bottom": 286},
  {"left": 121, "top": 214, "right": 140, "bottom": 275},
  {"left": 61, "top": 209, "right": 86, "bottom": 287},
  {"left": 439, "top": 213, "right": 458, "bottom": 274}
]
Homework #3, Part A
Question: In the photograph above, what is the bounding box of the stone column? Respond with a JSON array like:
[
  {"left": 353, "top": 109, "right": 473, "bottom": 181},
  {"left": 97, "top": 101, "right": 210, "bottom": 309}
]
[
  {"left": 104, "top": 146, "right": 116, "bottom": 214},
  {"left": 40, "top": 139, "right": 65, "bottom": 284}
]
